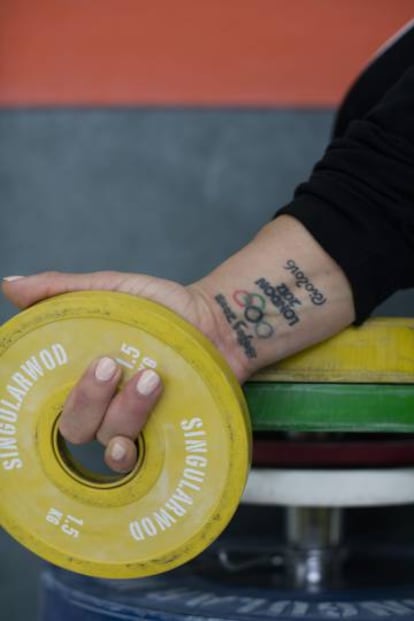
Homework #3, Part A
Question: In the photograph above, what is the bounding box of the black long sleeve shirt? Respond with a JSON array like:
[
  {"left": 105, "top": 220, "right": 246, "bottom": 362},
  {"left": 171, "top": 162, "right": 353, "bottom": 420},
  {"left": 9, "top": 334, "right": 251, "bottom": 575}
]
[{"left": 278, "top": 41, "right": 414, "bottom": 324}]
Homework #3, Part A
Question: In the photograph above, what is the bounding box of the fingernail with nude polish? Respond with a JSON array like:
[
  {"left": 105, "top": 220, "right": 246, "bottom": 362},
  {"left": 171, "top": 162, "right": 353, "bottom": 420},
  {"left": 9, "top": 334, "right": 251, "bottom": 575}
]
[
  {"left": 136, "top": 369, "right": 160, "bottom": 396},
  {"left": 110, "top": 441, "right": 126, "bottom": 462},
  {"left": 3, "top": 275, "right": 25, "bottom": 282},
  {"left": 95, "top": 357, "right": 117, "bottom": 382}
]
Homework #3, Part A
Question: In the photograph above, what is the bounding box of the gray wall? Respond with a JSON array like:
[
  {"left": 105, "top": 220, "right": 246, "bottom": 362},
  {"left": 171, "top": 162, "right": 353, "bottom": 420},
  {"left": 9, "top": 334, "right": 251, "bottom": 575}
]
[{"left": 1, "top": 109, "right": 412, "bottom": 323}]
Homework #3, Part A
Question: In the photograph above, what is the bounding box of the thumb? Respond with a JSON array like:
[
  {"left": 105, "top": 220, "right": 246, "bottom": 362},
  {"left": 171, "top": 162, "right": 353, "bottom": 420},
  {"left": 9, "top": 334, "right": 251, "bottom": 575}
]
[{"left": 2, "top": 271, "right": 146, "bottom": 309}]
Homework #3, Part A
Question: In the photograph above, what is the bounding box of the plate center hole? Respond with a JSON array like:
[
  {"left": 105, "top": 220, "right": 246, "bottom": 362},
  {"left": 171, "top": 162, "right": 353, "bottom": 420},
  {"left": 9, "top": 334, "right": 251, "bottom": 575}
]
[{"left": 55, "top": 431, "right": 144, "bottom": 487}]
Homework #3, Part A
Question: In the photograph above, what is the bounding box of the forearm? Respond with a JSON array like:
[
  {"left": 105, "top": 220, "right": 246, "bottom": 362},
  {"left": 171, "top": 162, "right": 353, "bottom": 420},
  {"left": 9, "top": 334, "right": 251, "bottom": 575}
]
[
  {"left": 279, "top": 68, "right": 414, "bottom": 324},
  {"left": 194, "top": 215, "right": 355, "bottom": 381}
]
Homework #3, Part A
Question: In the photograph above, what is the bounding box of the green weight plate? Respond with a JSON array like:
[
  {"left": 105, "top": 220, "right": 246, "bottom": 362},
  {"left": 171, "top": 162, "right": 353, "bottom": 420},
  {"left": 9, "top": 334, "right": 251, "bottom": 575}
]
[{"left": 245, "top": 382, "right": 414, "bottom": 433}]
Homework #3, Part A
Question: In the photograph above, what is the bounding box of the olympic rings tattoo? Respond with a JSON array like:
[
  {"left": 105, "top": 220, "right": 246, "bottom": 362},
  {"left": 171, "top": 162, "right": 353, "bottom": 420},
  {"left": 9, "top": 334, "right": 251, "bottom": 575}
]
[{"left": 232, "top": 290, "right": 274, "bottom": 338}]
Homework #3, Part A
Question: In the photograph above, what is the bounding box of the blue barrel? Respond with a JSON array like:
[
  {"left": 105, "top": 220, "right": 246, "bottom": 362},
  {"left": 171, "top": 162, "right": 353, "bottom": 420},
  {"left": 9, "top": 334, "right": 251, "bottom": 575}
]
[{"left": 40, "top": 548, "right": 414, "bottom": 621}]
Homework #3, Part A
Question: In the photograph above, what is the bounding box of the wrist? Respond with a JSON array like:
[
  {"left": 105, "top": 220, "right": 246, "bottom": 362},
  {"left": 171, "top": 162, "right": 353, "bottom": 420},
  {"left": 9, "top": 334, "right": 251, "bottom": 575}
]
[
  {"left": 187, "top": 280, "right": 254, "bottom": 382},
  {"left": 191, "top": 216, "right": 355, "bottom": 383}
]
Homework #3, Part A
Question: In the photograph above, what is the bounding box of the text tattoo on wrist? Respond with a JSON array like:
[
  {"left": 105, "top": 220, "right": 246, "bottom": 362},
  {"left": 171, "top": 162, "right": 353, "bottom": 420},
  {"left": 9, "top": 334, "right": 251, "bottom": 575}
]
[
  {"left": 213, "top": 259, "right": 327, "bottom": 362},
  {"left": 284, "top": 259, "right": 326, "bottom": 305},
  {"left": 255, "top": 279, "right": 301, "bottom": 327},
  {"left": 214, "top": 279, "right": 304, "bottom": 361},
  {"left": 214, "top": 292, "right": 275, "bottom": 361}
]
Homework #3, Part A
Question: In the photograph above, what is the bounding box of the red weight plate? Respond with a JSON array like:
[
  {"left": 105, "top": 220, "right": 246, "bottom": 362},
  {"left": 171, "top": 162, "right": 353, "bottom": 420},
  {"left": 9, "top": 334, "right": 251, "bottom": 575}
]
[{"left": 253, "top": 439, "right": 414, "bottom": 467}]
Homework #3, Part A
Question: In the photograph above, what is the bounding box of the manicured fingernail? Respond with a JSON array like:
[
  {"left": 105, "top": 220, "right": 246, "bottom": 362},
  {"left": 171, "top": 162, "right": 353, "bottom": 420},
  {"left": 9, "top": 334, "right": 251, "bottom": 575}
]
[
  {"left": 3, "top": 275, "right": 24, "bottom": 282},
  {"left": 136, "top": 369, "right": 160, "bottom": 396},
  {"left": 110, "top": 441, "right": 126, "bottom": 462},
  {"left": 95, "top": 357, "right": 117, "bottom": 382}
]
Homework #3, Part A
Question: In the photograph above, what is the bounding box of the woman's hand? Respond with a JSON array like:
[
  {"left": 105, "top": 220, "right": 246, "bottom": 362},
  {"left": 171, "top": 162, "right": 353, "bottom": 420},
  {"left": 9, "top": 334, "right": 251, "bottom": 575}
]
[
  {"left": 2, "top": 216, "right": 355, "bottom": 474},
  {"left": 2, "top": 270, "right": 247, "bottom": 474}
]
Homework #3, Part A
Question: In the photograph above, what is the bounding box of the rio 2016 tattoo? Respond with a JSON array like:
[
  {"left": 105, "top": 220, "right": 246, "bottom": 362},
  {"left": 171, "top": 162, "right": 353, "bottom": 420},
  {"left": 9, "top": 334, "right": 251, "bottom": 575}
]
[{"left": 284, "top": 259, "right": 327, "bottom": 305}]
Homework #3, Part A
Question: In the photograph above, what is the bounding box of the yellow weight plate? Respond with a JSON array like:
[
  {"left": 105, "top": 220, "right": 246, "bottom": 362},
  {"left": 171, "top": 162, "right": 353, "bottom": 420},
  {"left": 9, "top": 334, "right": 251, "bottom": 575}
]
[
  {"left": 0, "top": 291, "right": 251, "bottom": 578},
  {"left": 251, "top": 317, "right": 414, "bottom": 383}
]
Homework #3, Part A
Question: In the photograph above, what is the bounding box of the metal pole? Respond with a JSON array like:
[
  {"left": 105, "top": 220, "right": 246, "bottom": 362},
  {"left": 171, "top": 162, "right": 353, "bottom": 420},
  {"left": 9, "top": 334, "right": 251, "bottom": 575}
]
[{"left": 285, "top": 506, "right": 344, "bottom": 590}]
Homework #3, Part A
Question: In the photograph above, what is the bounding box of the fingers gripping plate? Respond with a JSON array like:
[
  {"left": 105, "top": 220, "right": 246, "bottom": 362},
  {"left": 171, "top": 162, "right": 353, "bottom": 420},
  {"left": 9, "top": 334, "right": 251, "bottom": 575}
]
[{"left": 0, "top": 292, "right": 251, "bottom": 578}]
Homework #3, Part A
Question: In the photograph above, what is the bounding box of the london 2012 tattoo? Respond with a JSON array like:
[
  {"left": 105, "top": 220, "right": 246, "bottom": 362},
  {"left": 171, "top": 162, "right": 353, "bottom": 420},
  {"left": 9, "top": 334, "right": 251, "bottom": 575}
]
[
  {"left": 214, "top": 259, "right": 326, "bottom": 361},
  {"left": 255, "top": 279, "right": 301, "bottom": 326},
  {"left": 284, "top": 259, "right": 327, "bottom": 305}
]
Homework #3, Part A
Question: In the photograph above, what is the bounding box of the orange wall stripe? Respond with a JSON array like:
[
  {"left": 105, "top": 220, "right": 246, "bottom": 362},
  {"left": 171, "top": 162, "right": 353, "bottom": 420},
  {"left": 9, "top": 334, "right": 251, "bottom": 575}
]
[{"left": 0, "top": 0, "right": 413, "bottom": 107}]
